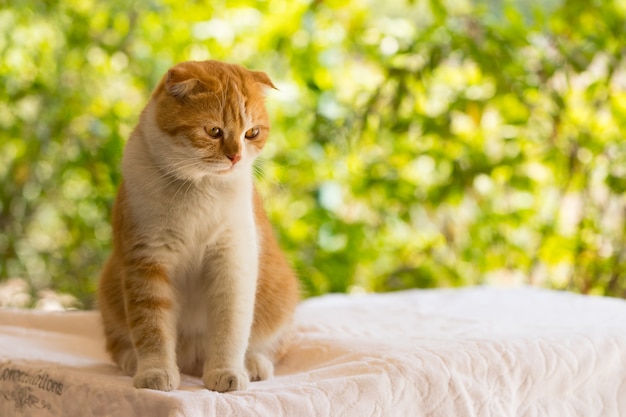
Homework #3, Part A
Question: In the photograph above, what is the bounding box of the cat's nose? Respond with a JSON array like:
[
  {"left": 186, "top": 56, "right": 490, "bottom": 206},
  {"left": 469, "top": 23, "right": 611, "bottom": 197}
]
[{"left": 226, "top": 154, "right": 242, "bottom": 165}]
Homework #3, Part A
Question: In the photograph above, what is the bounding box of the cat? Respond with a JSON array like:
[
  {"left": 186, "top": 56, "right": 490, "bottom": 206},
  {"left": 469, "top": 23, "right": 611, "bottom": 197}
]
[{"left": 97, "top": 60, "right": 300, "bottom": 393}]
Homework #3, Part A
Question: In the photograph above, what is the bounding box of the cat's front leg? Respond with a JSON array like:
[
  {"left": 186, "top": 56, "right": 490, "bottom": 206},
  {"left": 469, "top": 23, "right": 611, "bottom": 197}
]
[
  {"left": 123, "top": 262, "right": 180, "bottom": 391},
  {"left": 202, "top": 229, "right": 259, "bottom": 392}
]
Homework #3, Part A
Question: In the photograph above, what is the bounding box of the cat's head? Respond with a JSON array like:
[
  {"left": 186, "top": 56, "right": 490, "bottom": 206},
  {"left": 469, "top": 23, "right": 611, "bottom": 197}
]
[{"left": 146, "top": 60, "right": 275, "bottom": 181}]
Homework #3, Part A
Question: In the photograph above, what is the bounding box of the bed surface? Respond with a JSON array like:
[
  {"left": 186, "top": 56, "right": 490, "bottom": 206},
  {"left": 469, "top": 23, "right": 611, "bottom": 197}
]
[{"left": 1, "top": 286, "right": 625, "bottom": 417}]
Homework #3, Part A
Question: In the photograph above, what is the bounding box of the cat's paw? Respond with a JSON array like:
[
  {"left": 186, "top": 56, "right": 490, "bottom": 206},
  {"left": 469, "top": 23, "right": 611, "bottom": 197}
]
[
  {"left": 133, "top": 367, "right": 180, "bottom": 391},
  {"left": 245, "top": 352, "right": 274, "bottom": 382},
  {"left": 203, "top": 368, "right": 248, "bottom": 392}
]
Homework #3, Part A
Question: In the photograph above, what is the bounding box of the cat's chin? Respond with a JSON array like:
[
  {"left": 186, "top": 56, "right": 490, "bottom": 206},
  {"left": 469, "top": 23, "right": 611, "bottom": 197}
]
[
  {"left": 167, "top": 169, "right": 234, "bottom": 183},
  {"left": 179, "top": 164, "right": 240, "bottom": 179},
  {"left": 216, "top": 167, "right": 236, "bottom": 175},
  {"left": 202, "top": 164, "right": 247, "bottom": 179}
]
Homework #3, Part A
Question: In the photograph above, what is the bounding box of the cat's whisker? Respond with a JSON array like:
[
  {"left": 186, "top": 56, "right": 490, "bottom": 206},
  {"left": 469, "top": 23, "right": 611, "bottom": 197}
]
[
  {"left": 252, "top": 158, "right": 284, "bottom": 190},
  {"left": 131, "top": 160, "right": 209, "bottom": 193},
  {"left": 132, "top": 160, "right": 196, "bottom": 181}
]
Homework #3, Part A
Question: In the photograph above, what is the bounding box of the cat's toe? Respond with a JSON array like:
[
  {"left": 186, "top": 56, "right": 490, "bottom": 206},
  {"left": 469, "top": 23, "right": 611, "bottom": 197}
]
[
  {"left": 203, "top": 368, "right": 248, "bottom": 392},
  {"left": 245, "top": 352, "right": 274, "bottom": 382},
  {"left": 133, "top": 367, "right": 180, "bottom": 391}
]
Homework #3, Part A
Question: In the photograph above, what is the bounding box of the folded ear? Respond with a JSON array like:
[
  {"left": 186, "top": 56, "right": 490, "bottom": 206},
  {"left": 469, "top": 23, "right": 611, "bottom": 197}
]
[
  {"left": 165, "top": 68, "right": 207, "bottom": 99},
  {"left": 250, "top": 70, "right": 277, "bottom": 90}
]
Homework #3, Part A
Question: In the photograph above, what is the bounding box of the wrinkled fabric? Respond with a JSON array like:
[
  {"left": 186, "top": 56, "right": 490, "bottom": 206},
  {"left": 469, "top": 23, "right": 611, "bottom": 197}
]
[{"left": 1, "top": 286, "right": 626, "bottom": 417}]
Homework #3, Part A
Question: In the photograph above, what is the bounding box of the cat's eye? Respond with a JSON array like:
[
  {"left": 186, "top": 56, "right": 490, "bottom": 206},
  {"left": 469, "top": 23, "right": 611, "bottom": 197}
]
[
  {"left": 205, "top": 126, "right": 223, "bottom": 138},
  {"left": 244, "top": 127, "right": 260, "bottom": 140}
]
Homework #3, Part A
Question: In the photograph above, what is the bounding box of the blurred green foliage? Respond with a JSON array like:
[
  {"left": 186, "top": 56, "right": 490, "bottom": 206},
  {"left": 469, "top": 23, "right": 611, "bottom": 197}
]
[{"left": 1, "top": 0, "right": 626, "bottom": 308}]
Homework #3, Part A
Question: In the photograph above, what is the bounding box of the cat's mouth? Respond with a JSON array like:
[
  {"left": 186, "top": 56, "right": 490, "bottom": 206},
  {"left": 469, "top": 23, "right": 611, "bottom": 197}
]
[
  {"left": 200, "top": 158, "right": 238, "bottom": 176},
  {"left": 215, "top": 164, "right": 238, "bottom": 175}
]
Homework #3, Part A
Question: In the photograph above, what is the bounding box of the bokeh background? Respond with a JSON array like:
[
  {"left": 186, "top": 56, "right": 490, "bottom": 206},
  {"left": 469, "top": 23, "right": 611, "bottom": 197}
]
[{"left": 1, "top": 0, "right": 626, "bottom": 309}]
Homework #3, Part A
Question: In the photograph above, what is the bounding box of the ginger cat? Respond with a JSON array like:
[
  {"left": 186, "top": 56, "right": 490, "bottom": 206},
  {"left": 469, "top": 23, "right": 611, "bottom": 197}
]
[{"left": 98, "top": 60, "right": 299, "bottom": 393}]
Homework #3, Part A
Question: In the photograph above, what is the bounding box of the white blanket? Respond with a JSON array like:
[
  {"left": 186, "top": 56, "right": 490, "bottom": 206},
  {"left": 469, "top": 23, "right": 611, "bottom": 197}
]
[{"left": 1, "top": 286, "right": 625, "bottom": 417}]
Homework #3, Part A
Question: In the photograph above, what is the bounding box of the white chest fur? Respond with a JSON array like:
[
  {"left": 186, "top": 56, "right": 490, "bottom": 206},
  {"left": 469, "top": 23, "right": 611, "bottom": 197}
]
[
  {"left": 123, "top": 132, "right": 258, "bottom": 268},
  {"left": 124, "top": 145, "right": 260, "bottom": 374}
]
